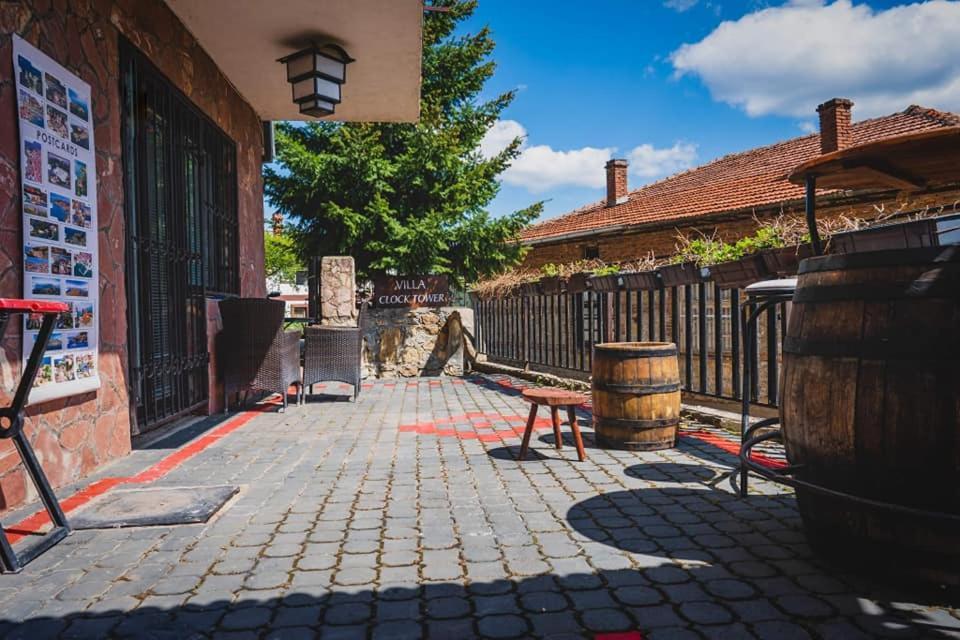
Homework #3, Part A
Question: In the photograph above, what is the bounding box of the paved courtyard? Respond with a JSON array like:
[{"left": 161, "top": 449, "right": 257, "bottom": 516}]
[{"left": 1, "top": 374, "right": 958, "bottom": 639}]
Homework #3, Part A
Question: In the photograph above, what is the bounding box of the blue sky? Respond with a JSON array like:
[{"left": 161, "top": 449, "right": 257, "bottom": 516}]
[{"left": 466, "top": 0, "right": 960, "bottom": 221}]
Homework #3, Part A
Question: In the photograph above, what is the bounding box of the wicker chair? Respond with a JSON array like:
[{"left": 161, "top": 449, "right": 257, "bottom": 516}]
[
  {"left": 219, "top": 297, "right": 301, "bottom": 411},
  {"left": 301, "top": 324, "right": 362, "bottom": 402}
]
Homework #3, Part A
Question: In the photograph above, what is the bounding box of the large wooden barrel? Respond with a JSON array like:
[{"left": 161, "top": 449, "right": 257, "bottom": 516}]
[
  {"left": 592, "top": 342, "right": 681, "bottom": 450},
  {"left": 781, "top": 247, "right": 960, "bottom": 585}
]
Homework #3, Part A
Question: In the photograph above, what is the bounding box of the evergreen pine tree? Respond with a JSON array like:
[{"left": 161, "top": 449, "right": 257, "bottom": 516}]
[{"left": 264, "top": 0, "right": 539, "bottom": 286}]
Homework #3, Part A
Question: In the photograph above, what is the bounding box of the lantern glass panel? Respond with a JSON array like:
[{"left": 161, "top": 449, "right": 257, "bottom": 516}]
[
  {"left": 299, "top": 98, "right": 335, "bottom": 117},
  {"left": 292, "top": 76, "right": 341, "bottom": 103},
  {"left": 285, "top": 51, "right": 315, "bottom": 82},
  {"left": 315, "top": 52, "right": 346, "bottom": 82}
]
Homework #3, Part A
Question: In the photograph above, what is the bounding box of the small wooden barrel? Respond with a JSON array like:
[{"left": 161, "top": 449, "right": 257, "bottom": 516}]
[
  {"left": 781, "top": 247, "right": 960, "bottom": 584},
  {"left": 592, "top": 342, "right": 681, "bottom": 450}
]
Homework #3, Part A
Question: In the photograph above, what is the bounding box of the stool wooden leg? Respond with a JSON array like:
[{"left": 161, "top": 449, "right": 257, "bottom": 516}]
[
  {"left": 567, "top": 406, "right": 586, "bottom": 462},
  {"left": 519, "top": 402, "right": 539, "bottom": 460},
  {"left": 551, "top": 406, "right": 563, "bottom": 449}
]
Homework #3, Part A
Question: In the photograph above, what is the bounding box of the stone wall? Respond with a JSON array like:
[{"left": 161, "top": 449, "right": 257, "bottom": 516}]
[
  {"left": 0, "top": 0, "right": 266, "bottom": 510},
  {"left": 362, "top": 307, "right": 473, "bottom": 378},
  {"left": 320, "top": 256, "right": 357, "bottom": 326}
]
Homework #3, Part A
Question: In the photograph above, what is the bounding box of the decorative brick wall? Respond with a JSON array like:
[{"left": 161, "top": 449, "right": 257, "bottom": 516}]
[
  {"left": 0, "top": 0, "right": 266, "bottom": 511},
  {"left": 522, "top": 188, "right": 960, "bottom": 270}
]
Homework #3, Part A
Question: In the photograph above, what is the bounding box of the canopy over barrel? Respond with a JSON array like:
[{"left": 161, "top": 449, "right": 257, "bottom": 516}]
[
  {"left": 789, "top": 126, "right": 960, "bottom": 255},
  {"left": 788, "top": 126, "right": 960, "bottom": 191}
]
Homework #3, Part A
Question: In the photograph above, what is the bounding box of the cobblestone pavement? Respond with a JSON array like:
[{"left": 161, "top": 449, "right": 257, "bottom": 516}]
[{"left": 1, "top": 375, "right": 958, "bottom": 639}]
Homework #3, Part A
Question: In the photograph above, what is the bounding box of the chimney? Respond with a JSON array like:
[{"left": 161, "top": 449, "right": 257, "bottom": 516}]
[
  {"left": 817, "top": 98, "right": 854, "bottom": 154},
  {"left": 605, "top": 159, "right": 629, "bottom": 207}
]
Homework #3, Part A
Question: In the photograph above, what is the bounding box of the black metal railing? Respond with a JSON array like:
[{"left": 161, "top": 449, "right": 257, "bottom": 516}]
[{"left": 472, "top": 281, "right": 787, "bottom": 407}]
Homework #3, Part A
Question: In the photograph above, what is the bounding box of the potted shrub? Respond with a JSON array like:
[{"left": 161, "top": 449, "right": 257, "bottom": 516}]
[
  {"left": 736, "top": 218, "right": 805, "bottom": 276},
  {"left": 471, "top": 269, "right": 541, "bottom": 299},
  {"left": 518, "top": 278, "right": 541, "bottom": 296},
  {"left": 828, "top": 210, "right": 960, "bottom": 254},
  {"left": 566, "top": 271, "right": 591, "bottom": 293},
  {"left": 620, "top": 253, "right": 662, "bottom": 290},
  {"left": 706, "top": 238, "right": 769, "bottom": 288},
  {"left": 470, "top": 272, "right": 512, "bottom": 300},
  {"left": 562, "top": 259, "right": 603, "bottom": 293},
  {"left": 669, "top": 232, "right": 769, "bottom": 289},
  {"left": 587, "top": 264, "right": 622, "bottom": 292},
  {"left": 538, "top": 263, "right": 564, "bottom": 294},
  {"left": 761, "top": 242, "right": 813, "bottom": 275},
  {"left": 657, "top": 257, "right": 706, "bottom": 287},
  {"left": 658, "top": 235, "right": 714, "bottom": 287}
]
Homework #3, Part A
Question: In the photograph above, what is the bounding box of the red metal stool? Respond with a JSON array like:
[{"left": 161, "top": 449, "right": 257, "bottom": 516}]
[
  {"left": 519, "top": 388, "right": 587, "bottom": 462},
  {"left": 0, "top": 298, "right": 71, "bottom": 573}
]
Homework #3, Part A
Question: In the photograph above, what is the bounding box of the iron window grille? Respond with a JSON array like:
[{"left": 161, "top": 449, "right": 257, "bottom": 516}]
[{"left": 120, "top": 38, "right": 239, "bottom": 432}]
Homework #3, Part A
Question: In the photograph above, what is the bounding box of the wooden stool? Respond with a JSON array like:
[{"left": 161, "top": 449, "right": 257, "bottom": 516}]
[{"left": 519, "top": 388, "right": 587, "bottom": 462}]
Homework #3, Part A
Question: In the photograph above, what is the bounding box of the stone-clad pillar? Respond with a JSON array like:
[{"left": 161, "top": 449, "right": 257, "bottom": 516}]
[{"left": 320, "top": 256, "right": 358, "bottom": 326}]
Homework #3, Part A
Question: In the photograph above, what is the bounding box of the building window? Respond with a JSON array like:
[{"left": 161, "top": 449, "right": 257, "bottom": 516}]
[
  {"left": 121, "top": 40, "right": 239, "bottom": 298},
  {"left": 120, "top": 38, "right": 239, "bottom": 431},
  {"left": 583, "top": 245, "right": 600, "bottom": 260}
]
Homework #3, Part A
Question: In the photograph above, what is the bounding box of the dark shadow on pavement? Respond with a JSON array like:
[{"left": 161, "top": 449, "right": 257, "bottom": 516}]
[
  {"left": 486, "top": 446, "right": 547, "bottom": 461},
  {"left": 623, "top": 462, "right": 719, "bottom": 483},
  {"left": 2, "top": 563, "right": 959, "bottom": 639},
  {"left": 567, "top": 485, "right": 960, "bottom": 615}
]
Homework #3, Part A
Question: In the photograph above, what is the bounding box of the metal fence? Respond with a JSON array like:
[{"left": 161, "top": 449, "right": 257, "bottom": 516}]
[{"left": 472, "top": 281, "right": 787, "bottom": 407}]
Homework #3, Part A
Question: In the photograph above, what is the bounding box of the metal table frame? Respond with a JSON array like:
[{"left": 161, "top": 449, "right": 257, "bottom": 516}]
[
  {"left": 737, "top": 282, "right": 794, "bottom": 496},
  {"left": 0, "top": 299, "right": 72, "bottom": 573}
]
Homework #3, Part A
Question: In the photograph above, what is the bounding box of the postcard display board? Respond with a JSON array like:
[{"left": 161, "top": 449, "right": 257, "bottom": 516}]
[{"left": 13, "top": 36, "right": 100, "bottom": 403}]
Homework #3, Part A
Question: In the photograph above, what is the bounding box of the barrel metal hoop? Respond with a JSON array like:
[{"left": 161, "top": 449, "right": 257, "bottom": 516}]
[
  {"left": 799, "top": 246, "right": 960, "bottom": 274},
  {"left": 595, "top": 434, "right": 676, "bottom": 451},
  {"left": 592, "top": 381, "right": 681, "bottom": 395},
  {"left": 783, "top": 336, "right": 960, "bottom": 359},
  {"left": 594, "top": 347, "right": 678, "bottom": 358},
  {"left": 792, "top": 281, "right": 960, "bottom": 303},
  {"left": 595, "top": 416, "right": 680, "bottom": 430},
  {"left": 740, "top": 428, "right": 960, "bottom": 524}
]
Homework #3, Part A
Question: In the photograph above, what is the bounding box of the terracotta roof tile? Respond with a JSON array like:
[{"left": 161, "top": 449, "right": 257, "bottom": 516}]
[{"left": 520, "top": 106, "right": 960, "bottom": 243}]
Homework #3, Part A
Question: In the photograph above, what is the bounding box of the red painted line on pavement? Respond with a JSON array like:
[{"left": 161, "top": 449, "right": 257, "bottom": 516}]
[
  {"left": 4, "top": 402, "right": 278, "bottom": 544},
  {"left": 129, "top": 409, "right": 263, "bottom": 483},
  {"left": 679, "top": 429, "right": 786, "bottom": 470},
  {"left": 595, "top": 633, "right": 644, "bottom": 640}
]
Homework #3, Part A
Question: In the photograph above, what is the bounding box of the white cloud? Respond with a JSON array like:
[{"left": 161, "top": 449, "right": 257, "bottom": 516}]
[
  {"left": 671, "top": 0, "right": 960, "bottom": 119},
  {"left": 478, "top": 119, "right": 526, "bottom": 159},
  {"left": 628, "top": 143, "right": 698, "bottom": 178},
  {"left": 503, "top": 144, "right": 615, "bottom": 193},
  {"left": 664, "top": 0, "right": 699, "bottom": 11},
  {"left": 479, "top": 120, "right": 698, "bottom": 193}
]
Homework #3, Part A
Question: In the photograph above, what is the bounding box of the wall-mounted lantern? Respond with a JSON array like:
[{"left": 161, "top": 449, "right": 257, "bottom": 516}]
[{"left": 279, "top": 44, "right": 354, "bottom": 118}]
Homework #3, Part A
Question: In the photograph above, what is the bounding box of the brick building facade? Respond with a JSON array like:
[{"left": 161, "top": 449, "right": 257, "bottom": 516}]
[
  {"left": 0, "top": 0, "right": 423, "bottom": 511},
  {"left": 520, "top": 100, "right": 960, "bottom": 269},
  {"left": 0, "top": 0, "right": 270, "bottom": 511}
]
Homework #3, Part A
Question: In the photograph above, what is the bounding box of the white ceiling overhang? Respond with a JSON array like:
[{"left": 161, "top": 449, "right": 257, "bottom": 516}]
[{"left": 164, "top": 0, "right": 423, "bottom": 122}]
